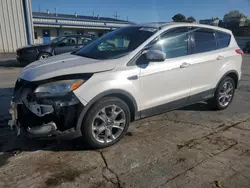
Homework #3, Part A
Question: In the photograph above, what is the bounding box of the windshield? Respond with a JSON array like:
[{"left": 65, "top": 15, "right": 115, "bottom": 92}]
[
  {"left": 51, "top": 36, "right": 66, "bottom": 44},
  {"left": 75, "top": 26, "right": 157, "bottom": 60}
]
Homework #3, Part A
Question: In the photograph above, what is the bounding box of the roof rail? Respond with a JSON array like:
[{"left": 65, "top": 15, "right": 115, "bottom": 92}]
[
  {"left": 138, "top": 22, "right": 174, "bottom": 29},
  {"left": 158, "top": 22, "right": 174, "bottom": 29}
]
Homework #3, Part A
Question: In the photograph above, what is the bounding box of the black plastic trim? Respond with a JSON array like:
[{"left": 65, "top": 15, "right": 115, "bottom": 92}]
[
  {"left": 139, "top": 88, "right": 215, "bottom": 119},
  {"left": 188, "top": 89, "right": 215, "bottom": 104},
  {"left": 76, "top": 89, "right": 139, "bottom": 130},
  {"left": 217, "top": 70, "right": 239, "bottom": 89},
  {"left": 140, "top": 97, "right": 189, "bottom": 119}
]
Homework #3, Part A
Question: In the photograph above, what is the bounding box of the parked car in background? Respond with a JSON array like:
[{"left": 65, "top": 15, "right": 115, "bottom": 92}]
[
  {"left": 16, "top": 34, "right": 96, "bottom": 64},
  {"left": 243, "top": 41, "right": 250, "bottom": 53},
  {"left": 9, "top": 23, "right": 242, "bottom": 149}
]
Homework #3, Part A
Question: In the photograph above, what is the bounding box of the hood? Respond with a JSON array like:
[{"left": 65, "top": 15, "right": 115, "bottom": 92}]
[{"left": 20, "top": 53, "right": 116, "bottom": 81}]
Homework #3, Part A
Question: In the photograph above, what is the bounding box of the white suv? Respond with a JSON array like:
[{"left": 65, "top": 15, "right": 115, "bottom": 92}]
[{"left": 9, "top": 23, "right": 242, "bottom": 148}]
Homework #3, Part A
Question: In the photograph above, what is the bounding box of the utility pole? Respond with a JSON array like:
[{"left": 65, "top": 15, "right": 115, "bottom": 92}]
[
  {"left": 113, "top": 11, "right": 120, "bottom": 19},
  {"left": 92, "top": 11, "right": 95, "bottom": 17},
  {"left": 38, "top": 4, "right": 40, "bottom": 12}
]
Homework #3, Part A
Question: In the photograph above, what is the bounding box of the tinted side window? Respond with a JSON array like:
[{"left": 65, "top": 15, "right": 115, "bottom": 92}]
[
  {"left": 60, "top": 37, "right": 77, "bottom": 45},
  {"left": 78, "top": 37, "right": 93, "bottom": 45},
  {"left": 97, "top": 36, "right": 130, "bottom": 52},
  {"left": 216, "top": 31, "right": 231, "bottom": 48},
  {"left": 193, "top": 28, "right": 217, "bottom": 53},
  {"left": 150, "top": 27, "right": 189, "bottom": 58}
]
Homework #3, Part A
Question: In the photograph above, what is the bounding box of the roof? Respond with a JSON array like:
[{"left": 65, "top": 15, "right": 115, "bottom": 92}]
[
  {"left": 138, "top": 22, "right": 232, "bottom": 33},
  {"left": 32, "top": 12, "right": 133, "bottom": 24},
  {"left": 139, "top": 22, "right": 174, "bottom": 28}
]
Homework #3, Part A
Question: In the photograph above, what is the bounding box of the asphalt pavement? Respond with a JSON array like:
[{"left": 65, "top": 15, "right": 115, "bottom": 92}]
[{"left": 0, "top": 55, "right": 250, "bottom": 188}]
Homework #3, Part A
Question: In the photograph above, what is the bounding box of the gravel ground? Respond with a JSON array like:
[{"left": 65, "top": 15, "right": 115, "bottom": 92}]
[{"left": 0, "top": 55, "right": 250, "bottom": 188}]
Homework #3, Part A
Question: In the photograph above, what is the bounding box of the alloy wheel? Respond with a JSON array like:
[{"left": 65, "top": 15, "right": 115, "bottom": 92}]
[
  {"left": 39, "top": 54, "right": 50, "bottom": 59},
  {"left": 91, "top": 105, "right": 126, "bottom": 143},
  {"left": 218, "top": 81, "right": 234, "bottom": 107}
]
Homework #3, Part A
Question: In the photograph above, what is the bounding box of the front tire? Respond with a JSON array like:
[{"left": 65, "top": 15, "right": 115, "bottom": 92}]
[
  {"left": 208, "top": 76, "right": 235, "bottom": 110},
  {"left": 81, "top": 97, "right": 131, "bottom": 149},
  {"left": 37, "top": 52, "right": 51, "bottom": 60}
]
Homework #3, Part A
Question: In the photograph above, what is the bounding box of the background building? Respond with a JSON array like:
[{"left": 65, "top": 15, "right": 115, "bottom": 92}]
[
  {"left": 32, "top": 12, "right": 132, "bottom": 44},
  {"left": 0, "top": 0, "right": 132, "bottom": 52},
  {"left": 0, "top": 0, "right": 33, "bottom": 53},
  {"left": 199, "top": 18, "right": 220, "bottom": 26},
  {"left": 224, "top": 16, "right": 247, "bottom": 27}
]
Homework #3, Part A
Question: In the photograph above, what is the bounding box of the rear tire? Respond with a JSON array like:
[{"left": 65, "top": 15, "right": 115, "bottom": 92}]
[
  {"left": 208, "top": 76, "right": 235, "bottom": 110},
  {"left": 81, "top": 97, "right": 131, "bottom": 149},
  {"left": 37, "top": 52, "right": 51, "bottom": 60}
]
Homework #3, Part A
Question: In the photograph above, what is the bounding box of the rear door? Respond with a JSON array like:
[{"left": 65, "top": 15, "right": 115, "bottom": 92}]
[
  {"left": 188, "top": 28, "right": 229, "bottom": 103},
  {"left": 54, "top": 36, "right": 78, "bottom": 55}
]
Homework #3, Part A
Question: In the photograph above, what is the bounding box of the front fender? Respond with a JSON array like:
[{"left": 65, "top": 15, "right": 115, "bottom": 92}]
[
  {"left": 74, "top": 87, "right": 140, "bottom": 131},
  {"left": 73, "top": 67, "right": 141, "bottom": 107},
  {"left": 74, "top": 79, "right": 140, "bottom": 109}
]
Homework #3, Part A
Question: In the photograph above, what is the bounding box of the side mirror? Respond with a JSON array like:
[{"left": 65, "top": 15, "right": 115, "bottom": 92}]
[
  {"left": 146, "top": 50, "right": 166, "bottom": 62},
  {"left": 59, "top": 42, "right": 67, "bottom": 46}
]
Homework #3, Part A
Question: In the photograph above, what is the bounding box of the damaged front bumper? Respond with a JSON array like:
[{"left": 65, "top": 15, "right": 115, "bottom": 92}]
[
  {"left": 9, "top": 101, "right": 20, "bottom": 135},
  {"left": 8, "top": 80, "right": 83, "bottom": 140},
  {"left": 8, "top": 101, "right": 82, "bottom": 140}
]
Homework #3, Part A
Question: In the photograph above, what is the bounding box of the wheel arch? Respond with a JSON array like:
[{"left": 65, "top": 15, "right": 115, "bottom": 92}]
[
  {"left": 217, "top": 70, "right": 239, "bottom": 89},
  {"left": 76, "top": 89, "right": 140, "bottom": 131},
  {"left": 36, "top": 51, "right": 53, "bottom": 60}
]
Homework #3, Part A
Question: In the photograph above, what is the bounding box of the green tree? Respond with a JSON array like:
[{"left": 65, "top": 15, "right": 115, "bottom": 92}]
[
  {"left": 223, "top": 10, "right": 247, "bottom": 22},
  {"left": 186, "top": 16, "right": 196, "bottom": 23},
  {"left": 223, "top": 10, "right": 247, "bottom": 28},
  {"left": 245, "top": 19, "right": 250, "bottom": 26},
  {"left": 218, "top": 20, "right": 225, "bottom": 27},
  {"left": 172, "top": 14, "right": 186, "bottom": 22}
]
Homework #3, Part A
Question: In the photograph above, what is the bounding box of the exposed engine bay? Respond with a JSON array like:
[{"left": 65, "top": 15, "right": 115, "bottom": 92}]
[{"left": 8, "top": 75, "right": 92, "bottom": 139}]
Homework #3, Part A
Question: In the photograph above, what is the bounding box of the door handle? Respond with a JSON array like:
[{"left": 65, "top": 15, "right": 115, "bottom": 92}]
[
  {"left": 180, "top": 62, "right": 190, "bottom": 68},
  {"left": 217, "top": 55, "right": 225, "bottom": 60}
]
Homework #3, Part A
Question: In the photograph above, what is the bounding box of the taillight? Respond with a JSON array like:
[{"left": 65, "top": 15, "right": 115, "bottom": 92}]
[{"left": 235, "top": 49, "right": 243, "bottom": 55}]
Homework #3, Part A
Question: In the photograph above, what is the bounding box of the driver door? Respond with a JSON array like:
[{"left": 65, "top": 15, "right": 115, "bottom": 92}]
[
  {"left": 139, "top": 27, "right": 193, "bottom": 116},
  {"left": 54, "top": 36, "right": 78, "bottom": 55}
]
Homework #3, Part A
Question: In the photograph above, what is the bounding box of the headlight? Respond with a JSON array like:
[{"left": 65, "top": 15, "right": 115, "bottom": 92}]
[{"left": 34, "top": 79, "right": 84, "bottom": 94}]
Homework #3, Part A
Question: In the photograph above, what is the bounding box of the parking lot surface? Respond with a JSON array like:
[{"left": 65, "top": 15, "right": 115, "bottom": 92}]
[{"left": 0, "top": 55, "right": 250, "bottom": 188}]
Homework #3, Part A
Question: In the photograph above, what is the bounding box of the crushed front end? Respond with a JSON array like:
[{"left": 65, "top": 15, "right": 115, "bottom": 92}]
[{"left": 8, "top": 76, "right": 89, "bottom": 139}]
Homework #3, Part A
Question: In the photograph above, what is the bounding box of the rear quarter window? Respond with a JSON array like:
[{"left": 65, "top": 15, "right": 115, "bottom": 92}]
[{"left": 216, "top": 31, "right": 231, "bottom": 49}]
